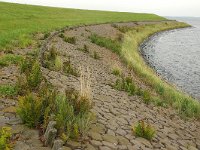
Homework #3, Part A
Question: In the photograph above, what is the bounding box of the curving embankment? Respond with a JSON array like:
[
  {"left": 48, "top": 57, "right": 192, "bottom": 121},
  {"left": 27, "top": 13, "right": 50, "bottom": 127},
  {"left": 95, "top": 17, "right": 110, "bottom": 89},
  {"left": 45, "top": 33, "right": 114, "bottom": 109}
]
[
  {"left": 121, "top": 21, "right": 200, "bottom": 118},
  {"left": 1, "top": 20, "right": 200, "bottom": 150},
  {"left": 37, "top": 20, "right": 200, "bottom": 149}
]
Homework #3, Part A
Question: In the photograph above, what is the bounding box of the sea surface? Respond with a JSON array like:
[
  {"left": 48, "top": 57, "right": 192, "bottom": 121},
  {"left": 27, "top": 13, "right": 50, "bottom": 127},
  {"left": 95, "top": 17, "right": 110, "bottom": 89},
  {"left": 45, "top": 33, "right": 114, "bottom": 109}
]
[{"left": 141, "top": 17, "right": 200, "bottom": 100}]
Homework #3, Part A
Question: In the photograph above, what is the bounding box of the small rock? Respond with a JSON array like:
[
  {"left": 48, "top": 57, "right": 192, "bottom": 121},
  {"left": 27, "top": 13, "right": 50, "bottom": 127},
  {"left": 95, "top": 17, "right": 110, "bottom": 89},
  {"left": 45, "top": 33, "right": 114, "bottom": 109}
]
[
  {"left": 102, "top": 141, "right": 117, "bottom": 149},
  {"left": 115, "top": 128, "right": 126, "bottom": 136},
  {"left": 67, "top": 140, "right": 81, "bottom": 148},
  {"left": 7, "top": 117, "right": 22, "bottom": 125},
  {"left": 117, "top": 136, "right": 130, "bottom": 145},
  {"left": 44, "top": 121, "right": 57, "bottom": 146},
  {"left": 26, "top": 138, "right": 43, "bottom": 147},
  {"left": 165, "top": 144, "right": 177, "bottom": 150},
  {"left": 52, "top": 139, "right": 64, "bottom": 150},
  {"left": 99, "top": 146, "right": 111, "bottom": 150},
  {"left": 107, "top": 129, "right": 115, "bottom": 136},
  {"left": 167, "top": 133, "right": 179, "bottom": 140},
  {"left": 102, "top": 134, "right": 118, "bottom": 145},
  {"left": 14, "top": 141, "right": 30, "bottom": 150},
  {"left": 89, "top": 132, "right": 102, "bottom": 141},
  {"left": 58, "top": 146, "right": 72, "bottom": 150},
  {"left": 136, "top": 137, "right": 152, "bottom": 148},
  {"left": 11, "top": 125, "right": 24, "bottom": 135},
  {"left": 117, "top": 145, "right": 127, "bottom": 150},
  {"left": 85, "top": 143, "right": 96, "bottom": 150},
  {"left": 22, "top": 128, "right": 39, "bottom": 140},
  {"left": 2, "top": 106, "right": 16, "bottom": 113},
  {"left": 90, "top": 140, "right": 102, "bottom": 146},
  {"left": 30, "top": 147, "right": 51, "bottom": 150},
  {"left": 90, "top": 124, "right": 106, "bottom": 134}
]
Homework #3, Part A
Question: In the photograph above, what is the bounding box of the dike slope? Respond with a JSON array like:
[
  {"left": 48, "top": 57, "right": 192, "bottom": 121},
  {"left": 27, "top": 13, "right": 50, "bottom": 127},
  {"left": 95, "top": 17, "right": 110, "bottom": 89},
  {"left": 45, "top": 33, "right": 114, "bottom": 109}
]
[{"left": 1, "top": 21, "right": 200, "bottom": 150}]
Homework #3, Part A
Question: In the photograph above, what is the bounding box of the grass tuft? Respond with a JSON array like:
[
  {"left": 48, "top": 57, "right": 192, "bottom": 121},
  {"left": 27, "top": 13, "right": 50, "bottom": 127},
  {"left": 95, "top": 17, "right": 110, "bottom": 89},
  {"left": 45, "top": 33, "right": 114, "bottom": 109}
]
[
  {"left": 17, "top": 93, "right": 42, "bottom": 127},
  {"left": 0, "top": 84, "right": 18, "bottom": 97},
  {"left": 114, "top": 76, "right": 137, "bottom": 96},
  {"left": 90, "top": 34, "right": 121, "bottom": 54},
  {"left": 0, "top": 127, "right": 12, "bottom": 150},
  {"left": 112, "top": 65, "right": 122, "bottom": 76},
  {"left": 92, "top": 51, "right": 100, "bottom": 60},
  {"left": 0, "top": 54, "right": 23, "bottom": 67},
  {"left": 64, "top": 36, "right": 76, "bottom": 44},
  {"left": 55, "top": 56, "right": 63, "bottom": 71},
  {"left": 77, "top": 44, "right": 89, "bottom": 53},
  {"left": 63, "top": 61, "right": 79, "bottom": 77},
  {"left": 132, "top": 120, "right": 155, "bottom": 141},
  {"left": 27, "top": 60, "right": 43, "bottom": 89}
]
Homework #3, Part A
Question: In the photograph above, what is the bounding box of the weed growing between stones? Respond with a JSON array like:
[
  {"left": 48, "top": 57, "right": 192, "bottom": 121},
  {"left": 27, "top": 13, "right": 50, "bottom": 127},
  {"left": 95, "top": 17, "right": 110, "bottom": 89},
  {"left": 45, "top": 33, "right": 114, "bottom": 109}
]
[
  {"left": 113, "top": 76, "right": 156, "bottom": 104},
  {"left": 17, "top": 93, "right": 42, "bottom": 127},
  {"left": 59, "top": 33, "right": 65, "bottom": 39},
  {"left": 43, "top": 32, "right": 50, "bottom": 39},
  {"left": 55, "top": 91, "right": 92, "bottom": 139},
  {"left": 0, "top": 54, "right": 23, "bottom": 67},
  {"left": 116, "top": 26, "right": 132, "bottom": 33},
  {"left": 77, "top": 44, "right": 89, "bottom": 53},
  {"left": 64, "top": 36, "right": 76, "bottom": 44},
  {"left": 17, "top": 56, "right": 93, "bottom": 141},
  {"left": 0, "top": 84, "right": 18, "bottom": 97},
  {"left": 18, "top": 58, "right": 43, "bottom": 92},
  {"left": 58, "top": 33, "right": 76, "bottom": 44},
  {"left": 92, "top": 51, "right": 100, "bottom": 60},
  {"left": 81, "top": 33, "right": 84, "bottom": 37},
  {"left": 111, "top": 23, "right": 118, "bottom": 28},
  {"left": 112, "top": 65, "right": 122, "bottom": 76},
  {"left": 44, "top": 46, "right": 79, "bottom": 76},
  {"left": 20, "top": 56, "right": 34, "bottom": 74},
  {"left": 142, "top": 90, "right": 152, "bottom": 104},
  {"left": 43, "top": 46, "right": 58, "bottom": 69},
  {"left": 152, "top": 97, "right": 168, "bottom": 108},
  {"left": 63, "top": 60, "right": 79, "bottom": 77},
  {"left": 132, "top": 120, "right": 155, "bottom": 141},
  {"left": 90, "top": 34, "right": 121, "bottom": 55},
  {"left": 55, "top": 56, "right": 63, "bottom": 71},
  {"left": 27, "top": 49, "right": 39, "bottom": 57},
  {"left": 116, "top": 33, "right": 124, "bottom": 42},
  {"left": 114, "top": 76, "right": 137, "bottom": 96},
  {"left": 48, "top": 46, "right": 58, "bottom": 61},
  {"left": 0, "top": 127, "right": 12, "bottom": 150},
  {"left": 27, "top": 60, "right": 43, "bottom": 89}
]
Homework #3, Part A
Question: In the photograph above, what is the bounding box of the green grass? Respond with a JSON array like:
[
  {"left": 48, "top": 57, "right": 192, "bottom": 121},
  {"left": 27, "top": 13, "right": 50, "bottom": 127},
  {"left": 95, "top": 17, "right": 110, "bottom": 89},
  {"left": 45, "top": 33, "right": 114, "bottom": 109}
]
[
  {"left": 132, "top": 120, "right": 155, "bottom": 141},
  {"left": 0, "top": 127, "right": 12, "bottom": 150},
  {"left": 121, "top": 22, "right": 200, "bottom": 118},
  {"left": 0, "top": 2, "right": 166, "bottom": 51},
  {"left": 90, "top": 34, "right": 121, "bottom": 54},
  {"left": 63, "top": 36, "right": 76, "bottom": 44},
  {"left": 0, "top": 84, "right": 18, "bottom": 97},
  {"left": 0, "top": 54, "right": 23, "bottom": 67},
  {"left": 55, "top": 56, "right": 63, "bottom": 71},
  {"left": 112, "top": 67, "right": 122, "bottom": 76}
]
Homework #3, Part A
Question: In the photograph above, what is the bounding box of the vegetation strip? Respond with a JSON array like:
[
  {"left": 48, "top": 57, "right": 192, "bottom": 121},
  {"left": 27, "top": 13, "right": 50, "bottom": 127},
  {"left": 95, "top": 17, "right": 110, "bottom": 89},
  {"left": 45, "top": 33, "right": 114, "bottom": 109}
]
[{"left": 121, "top": 22, "right": 200, "bottom": 118}]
